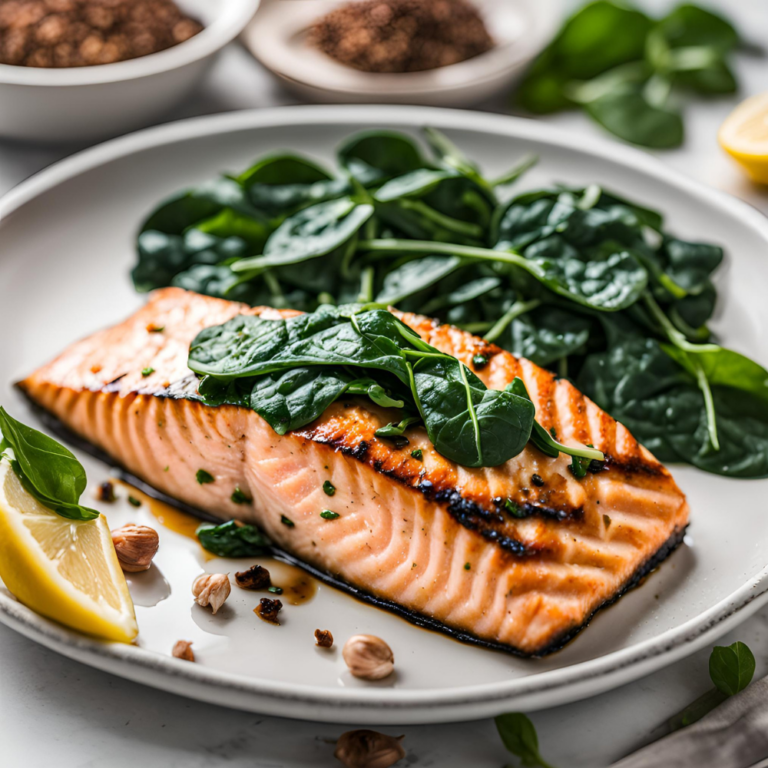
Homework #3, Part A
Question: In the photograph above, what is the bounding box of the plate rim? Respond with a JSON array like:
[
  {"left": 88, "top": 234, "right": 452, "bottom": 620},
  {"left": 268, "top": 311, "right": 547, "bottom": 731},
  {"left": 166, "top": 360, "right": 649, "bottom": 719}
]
[{"left": 2, "top": 104, "right": 768, "bottom": 721}]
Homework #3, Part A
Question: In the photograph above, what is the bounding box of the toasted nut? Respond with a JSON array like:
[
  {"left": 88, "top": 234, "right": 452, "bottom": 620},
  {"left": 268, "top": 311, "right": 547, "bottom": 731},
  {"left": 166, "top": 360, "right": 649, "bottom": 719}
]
[
  {"left": 192, "top": 573, "right": 231, "bottom": 615},
  {"left": 111, "top": 524, "right": 159, "bottom": 572},
  {"left": 315, "top": 629, "right": 334, "bottom": 648},
  {"left": 342, "top": 635, "right": 394, "bottom": 680},
  {"left": 255, "top": 597, "right": 282, "bottom": 624},
  {"left": 235, "top": 564, "right": 271, "bottom": 590},
  {"left": 172, "top": 640, "right": 195, "bottom": 662},
  {"left": 334, "top": 730, "right": 405, "bottom": 768}
]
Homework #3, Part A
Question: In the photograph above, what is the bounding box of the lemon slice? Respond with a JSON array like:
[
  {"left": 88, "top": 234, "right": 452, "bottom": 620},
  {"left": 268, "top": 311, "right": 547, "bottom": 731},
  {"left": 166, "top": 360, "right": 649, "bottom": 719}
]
[
  {"left": 719, "top": 92, "right": 768, "bottom": 184},
  {"left": 0, "top": 458, "right": 137, "bottom": 642}
]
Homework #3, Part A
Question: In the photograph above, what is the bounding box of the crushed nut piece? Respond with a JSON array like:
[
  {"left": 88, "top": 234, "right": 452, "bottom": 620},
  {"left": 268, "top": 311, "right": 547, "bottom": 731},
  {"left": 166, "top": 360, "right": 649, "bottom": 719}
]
[
  {"left": 315, "top": 629, "right": 334, "bottom": 648},
  {"left": 342, "top": 635, "right": 394, "bottom": 680},
  {"left": 192, "top": 573, "right": 231, "bottom": 615},
  {"left": 94, "top": 480, "right": 115, "bottom": 502},
  {"left": 172, "top": 640, "right": 195, "bottom": 662},
  {"left": 235, "top": 564, "right": 271, "bottom": 590},
  {"left": 111, "top": 523, "right": 159, "bottom": 572},
  {"left": 334, "top": 730, "right": 405, "bottom": 768},
  {"left": 255, "top": 597, "right": 282, "bottom": 624}
]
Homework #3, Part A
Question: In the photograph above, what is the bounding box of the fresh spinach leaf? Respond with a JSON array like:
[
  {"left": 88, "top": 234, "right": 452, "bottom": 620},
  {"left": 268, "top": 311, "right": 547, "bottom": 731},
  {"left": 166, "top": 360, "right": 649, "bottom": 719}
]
[
  {"left": 337, "top": 130, "right": 430, "bottom": 186},
  {"left": 238, "top": 154, "right": 351, "bottom": 217},
  {"left": 710, "top": 641, "right": 756, "bottom": 696},
  {"left": 196, "top": 520, "right": 271, "bottom": 557},
  {"left": 0, "top": 407, "right": 99, "bottom": 521},
  {"left": 495, "top": 712, "right": 556, "bottom": 768},
  {"left": 232, "top": 198, "right": 374, "bottom": 271},
  {"left": 133, "top": 229, "right": 250, "bottom": 293},
  {"left": 375, "top": 256, "right": 462, "bottom": 305}
]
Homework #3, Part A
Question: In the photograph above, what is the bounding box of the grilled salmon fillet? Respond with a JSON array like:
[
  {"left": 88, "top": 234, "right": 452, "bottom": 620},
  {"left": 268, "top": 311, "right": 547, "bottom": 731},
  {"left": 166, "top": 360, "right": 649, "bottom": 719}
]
[{"left": 19, "top": 288, "right": 689, "bottom": 656}]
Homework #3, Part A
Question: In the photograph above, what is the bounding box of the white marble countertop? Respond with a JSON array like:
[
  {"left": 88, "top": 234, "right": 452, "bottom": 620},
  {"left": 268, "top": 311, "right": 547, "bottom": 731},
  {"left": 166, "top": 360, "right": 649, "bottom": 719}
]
[{"left": 2, "top": 2, "right": 768, "bottom": 765}]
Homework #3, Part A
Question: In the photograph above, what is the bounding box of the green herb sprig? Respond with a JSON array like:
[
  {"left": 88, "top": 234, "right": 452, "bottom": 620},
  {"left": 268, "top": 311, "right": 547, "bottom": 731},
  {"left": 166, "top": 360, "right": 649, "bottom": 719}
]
[
  {"left": 517, "top": 1, "right": 740, "bottom": 148},
  {"left": 495, "top": 713, "right": 556, "bottom": 768},
  {"left": 0, "top": 407, "right": 99, "bottom": 521}
]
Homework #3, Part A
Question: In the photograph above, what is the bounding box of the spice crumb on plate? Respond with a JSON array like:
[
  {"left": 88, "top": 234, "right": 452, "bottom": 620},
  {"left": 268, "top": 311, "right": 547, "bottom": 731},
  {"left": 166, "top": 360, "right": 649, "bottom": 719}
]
[
  {"left": 235, "top": 564, "right": 271, "bottom": 590},
  {"left": 315, "top": 629, "right": 334, "bottom": 648}
]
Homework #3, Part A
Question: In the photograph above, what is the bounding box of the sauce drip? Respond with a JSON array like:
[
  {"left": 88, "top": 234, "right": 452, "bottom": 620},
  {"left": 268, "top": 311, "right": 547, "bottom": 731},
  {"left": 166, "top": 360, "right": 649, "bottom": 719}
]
[
  {"left": 114, "top": 480, "right": 200, "bottom": 540},
  {"left": 265, "top": 560, "right": 318, "bottom": 606}
]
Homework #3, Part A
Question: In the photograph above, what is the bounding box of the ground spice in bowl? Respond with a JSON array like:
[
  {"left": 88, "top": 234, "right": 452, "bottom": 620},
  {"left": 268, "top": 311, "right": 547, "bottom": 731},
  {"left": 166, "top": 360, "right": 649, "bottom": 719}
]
[
  {"left": 0, "top": 0, "right": 204, "bottom": 68},
  {"left": 308, "top": 0, "right": 494, "bottom": 74}
]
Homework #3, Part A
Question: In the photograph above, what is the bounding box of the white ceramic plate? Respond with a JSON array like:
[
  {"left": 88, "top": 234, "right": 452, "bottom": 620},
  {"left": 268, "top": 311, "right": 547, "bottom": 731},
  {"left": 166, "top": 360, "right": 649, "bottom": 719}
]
[
  {"left": 243, "top": 0, "right": 560, "bottom": 107},
  {"left": 0, "top": 106, "right": 767, "bottom": 725}
]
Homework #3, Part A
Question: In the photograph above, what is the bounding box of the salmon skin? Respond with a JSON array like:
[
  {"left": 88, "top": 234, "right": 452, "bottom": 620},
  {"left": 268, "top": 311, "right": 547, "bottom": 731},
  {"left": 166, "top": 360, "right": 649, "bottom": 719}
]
[{"left": 19, "top": 288, "right": 689, "bottom": 656}]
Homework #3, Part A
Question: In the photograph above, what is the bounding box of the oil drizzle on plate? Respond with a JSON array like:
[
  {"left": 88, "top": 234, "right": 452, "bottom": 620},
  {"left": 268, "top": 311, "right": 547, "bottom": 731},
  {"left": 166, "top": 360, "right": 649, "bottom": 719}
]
[{"left": 115, "top": 480, "right": 200, "bottom": 540}]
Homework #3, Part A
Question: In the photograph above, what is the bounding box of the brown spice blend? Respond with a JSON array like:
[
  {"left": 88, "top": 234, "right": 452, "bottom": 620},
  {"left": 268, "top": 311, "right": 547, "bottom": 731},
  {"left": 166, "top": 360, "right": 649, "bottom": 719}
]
[
  {"left": 308, "top": 0, "right": 493, "bottom": 74},
  {"left": 0, "top": 0, "right": 204, "bottom": 68}
]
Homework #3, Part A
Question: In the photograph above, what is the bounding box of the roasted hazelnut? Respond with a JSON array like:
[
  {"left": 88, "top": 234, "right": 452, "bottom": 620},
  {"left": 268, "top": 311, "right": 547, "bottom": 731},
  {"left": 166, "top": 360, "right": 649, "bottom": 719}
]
[
  {"left": 192, "top": 573, "right": 231, "bottom": 615},
  {"left": 2, "top": 26, "right": 30, "bottom": 64},
  {"left": 314, "top": 629, "right": 334, "bottom": 648},
  {"left": 111, "top": 523, "right": 159, "bottom": 572},
  {"left": 83, "top": 5, "right": 114, "bottom": 30},
  {"left": 235, "top": 564, "right": 271, "bottom": 590},
  {"left": 171, "top": 18, "right": 201, "bottom": 44},
  {"left": 342, "top": 635, "right": 394, "bottom": 680},
  {"left": 255, "top": 597, "right": 282, "bottom": 624},
  {"left": 172, "top": 640, "right": 195, "bottom": 662},
  {"left": 334, "top": 730, "right": 405, "bottom": 768}
]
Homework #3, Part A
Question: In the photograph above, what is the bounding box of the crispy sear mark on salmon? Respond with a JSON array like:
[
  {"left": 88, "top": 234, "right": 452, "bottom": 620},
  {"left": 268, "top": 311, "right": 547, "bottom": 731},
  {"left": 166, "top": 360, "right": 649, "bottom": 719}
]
[{"left": 18, "top": 288, "right": 689, "bottom": 655}]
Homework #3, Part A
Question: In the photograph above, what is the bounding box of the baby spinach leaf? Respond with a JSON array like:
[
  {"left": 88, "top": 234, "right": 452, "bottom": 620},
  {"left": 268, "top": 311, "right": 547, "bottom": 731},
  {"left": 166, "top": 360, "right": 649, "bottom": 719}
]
[
  {"left": 661, "top": 238, "right": 723, "bottom": 295},
  {"left": 584, "top": 87, "right": 684, "bottom": 148},
  {"left": 495, "top": 712, "right": 557, "bottom": 768},
  {"left": 337, "top": 130, "right": 430, "bottom": 186},
  {"left": 196, "top": 520, "right": 271, "bottom": 557},
  {"left": 709, "top": 641, "right": 756, "bottom": 697},
  {"left": 237, "top": 154, "right": 351, "bottom": 217},
  {"left": 232, "top": 199, "right": 374, "bottom": 271},
  {"left": 0, "top": 407, "right": 99, "bottom": 521},
  {"left": 373, "top": 168, "right": 454, "bottom": 202},
  {"left": 496, "top": 306, "right": 592, "bottom": 367},
  {"left": 133, "top": 229, "right": 249, "bottom": 293},
  {"left": 375, "top": 256, "right": 462, "bottom": 305},
  {"left": 412, "top": 356, "right": 535, "bottom": 467}
]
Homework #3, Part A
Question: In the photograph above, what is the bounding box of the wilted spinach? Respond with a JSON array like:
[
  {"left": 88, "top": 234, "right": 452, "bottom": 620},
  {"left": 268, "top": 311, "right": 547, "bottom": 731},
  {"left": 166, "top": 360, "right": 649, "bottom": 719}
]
[
  {"left": 196, "top": 520, "right": 271, "bottom": 557},
  {"left": 133, "top": 126, "right": 767, "bottom": 477},
  {"left": 188, "top": 304, "right": 602, "bottom": 470},
  {"left": 517, "top": 1, "right": 741, "bottom": 148}
]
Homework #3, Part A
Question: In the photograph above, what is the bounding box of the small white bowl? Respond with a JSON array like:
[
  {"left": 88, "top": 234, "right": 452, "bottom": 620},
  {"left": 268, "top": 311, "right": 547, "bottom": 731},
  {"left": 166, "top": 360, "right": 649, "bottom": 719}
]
[
  {"left": 0, "top": 0, "right": 260, "bottom": 143},
  {"left": 243, "top": 0, "right": 560, "bottom": 107}
]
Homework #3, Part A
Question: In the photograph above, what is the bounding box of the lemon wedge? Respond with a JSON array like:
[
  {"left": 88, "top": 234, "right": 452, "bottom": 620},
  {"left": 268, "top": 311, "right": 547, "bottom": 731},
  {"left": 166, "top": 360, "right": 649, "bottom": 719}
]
[
  {"left": 719, "top": 92, "right": 768, "bottom": 184},
  {"left": 0, "top": 458, "right": 137, "bottom": 642}
]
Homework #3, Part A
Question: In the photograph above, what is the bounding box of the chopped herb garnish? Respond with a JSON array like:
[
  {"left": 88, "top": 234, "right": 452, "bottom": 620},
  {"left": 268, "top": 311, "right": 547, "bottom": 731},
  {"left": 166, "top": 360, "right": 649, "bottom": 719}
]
[
  {"left": 549, "top": 427, "right": 557, "bottom": 439},
  {"left": 410, "top": 448, "right": 423, "bottom": 461},
  {"left": 472, "top": 354, "right": 488, "bottom": 369},
  {"left": 146, "top": 324, "right": 165, "bottom": 333},
  {"left": 531, "top": 473, "right": 544, "bottom": 487},
  {"left": 196, "top": 469, "right": 215, "bottom": 485},
  {"left": 268, "top": 586, "right": 283, "bottom": 595},
  {"left": 127, "top": 495, "right": 141, "bottom": 507},
  {"left": 320, "top": 509, "right": 340, "bottom": 520},
  {"left": 141, "top": 367, "right": 154, "bottom": 377},
  {"left": 231, "top": 486, "right": 251, "bottom": 504},
  {"left": 281, "top": 514, "right": 295, "bottom": 528},
  {"left": 464, "top": 562, "right": 471, "bottom": 570},
  {"left": 163, "top": 465, "right": 169, "bottom": 472},
  {"left": 322, "top": 480, "right": 336, "bottom": 496},
  {"left": 503, "top": 498, "right": 524, "bottom": 518}
]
